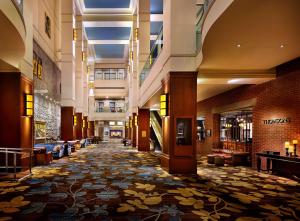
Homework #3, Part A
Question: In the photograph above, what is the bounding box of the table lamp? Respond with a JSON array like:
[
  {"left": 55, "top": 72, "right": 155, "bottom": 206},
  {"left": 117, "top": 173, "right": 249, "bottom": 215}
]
[
  {"left": 288, "top": 145, "right": 294, "bottom": 157},
  {"left": 285, "top": 141, "right": 290, "bottom": 156},
  {"left": 292, "top": 140, "right": 298, "bottom": 157}
]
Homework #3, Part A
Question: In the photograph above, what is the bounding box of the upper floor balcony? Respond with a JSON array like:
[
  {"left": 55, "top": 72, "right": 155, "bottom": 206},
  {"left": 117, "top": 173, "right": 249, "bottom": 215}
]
[{"left": 0, "top": 0, "right": 26, "bottom": 69}]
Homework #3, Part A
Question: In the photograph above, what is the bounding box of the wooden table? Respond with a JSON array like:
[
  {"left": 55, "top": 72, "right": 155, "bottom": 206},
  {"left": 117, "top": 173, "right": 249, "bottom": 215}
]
[{"left": 256, "top": 152, "right": 300, "bottom": 179}]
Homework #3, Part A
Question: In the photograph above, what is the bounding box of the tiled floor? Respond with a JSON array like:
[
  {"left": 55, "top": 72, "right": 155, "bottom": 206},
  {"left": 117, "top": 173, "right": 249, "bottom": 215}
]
[{"left": 0, "top": 142, "right": 299, "bottom": 220}]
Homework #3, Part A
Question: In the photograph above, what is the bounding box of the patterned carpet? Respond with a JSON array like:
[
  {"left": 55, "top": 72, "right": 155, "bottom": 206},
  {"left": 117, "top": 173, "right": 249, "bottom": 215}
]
[{"left": 0, "top": 143, "right": 300, "bottom": 221}]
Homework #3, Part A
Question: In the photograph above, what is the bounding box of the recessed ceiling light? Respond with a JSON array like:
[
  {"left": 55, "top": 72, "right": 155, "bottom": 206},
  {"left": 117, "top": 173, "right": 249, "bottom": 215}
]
[
  {"left": 280, "top": 44, "right": 284, "bottom": 48},
  {"left": 236, "top": 44, "right": 241, "bottom": 48},
  {"left": 228, "top": 79, "right": 240, "bottom": 84}
]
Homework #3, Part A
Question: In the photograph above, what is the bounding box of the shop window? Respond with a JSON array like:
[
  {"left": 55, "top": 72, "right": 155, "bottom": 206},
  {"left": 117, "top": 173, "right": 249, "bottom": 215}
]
[
  {"left": 220, "top": 112, "right": 252, "bottom": 143},
  {"left": 109, "top": 102, "right": 116, "bottom": 112}
]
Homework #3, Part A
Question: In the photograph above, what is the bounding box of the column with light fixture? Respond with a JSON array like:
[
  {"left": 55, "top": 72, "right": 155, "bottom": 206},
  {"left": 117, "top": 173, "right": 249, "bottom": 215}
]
[
  {"left": 137, "top": 109, "right": 150, "bottom": 151},
  {"left": 0, "top": 73, "right": 34, "bottom": 150},
  {"left": 87, "top": 121, "right": 95, "bottom": 138},
  {"left": 60, "top": 0, "right": 76, "bottom": 141},
  {"left": 82, "top": 116, "right": 88, "bottom": 139},
  {"left": 160, "top": 72, "right": 198, "bottom": 174},
  {"left": 131, "top": 113, "right": 137, "bottom": 147},
  {"left": 74, "top": 112, "right": 83, "bottom": 140}
]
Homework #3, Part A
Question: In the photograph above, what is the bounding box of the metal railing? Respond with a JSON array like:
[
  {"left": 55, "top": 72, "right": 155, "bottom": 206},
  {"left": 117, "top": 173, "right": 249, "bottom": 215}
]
[
  {"left": 139, "top": 26, "right": 163, "bottom": 87},
  {"left": 0, "top": 147, "right": 32, "bottom": 181},
  {"left": 95, "top": 108, "right": 125, "bottom": 113},
  {"left": 196, "top": 0, "right": 214, "bottom": 52},
  {"left": 12, "top": 0, "right": 23, "bottom": 15}
]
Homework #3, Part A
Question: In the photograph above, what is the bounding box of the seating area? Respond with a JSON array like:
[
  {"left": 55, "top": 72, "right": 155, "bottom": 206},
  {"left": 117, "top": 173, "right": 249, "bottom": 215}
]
[
  {"left": 207, "top": 141, "right": 251, "bottom": 166},
  {"left": 33, "top": 138, "right": 92, "bottom": 166}
]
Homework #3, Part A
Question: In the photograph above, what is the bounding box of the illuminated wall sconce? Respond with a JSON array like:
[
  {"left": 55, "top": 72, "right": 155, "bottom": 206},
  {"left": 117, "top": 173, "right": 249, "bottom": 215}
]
[
  {"left": 82, "top": 51, "right": 86, "bottom": 62},
  {"left": 134, "top": 115, "right": 138, "bottom": 127},
  {"left": 73, "top": 28, "right": 77, "bottom": 41},
  {"left": 130, "top": 51, "right": 133, "bottom": 62},
  {"left": 135, "top": 28, "right": 139, "bottom": 41},
  {"left": 149, "top": 55, "right": 153, "bottom": 65},
  {"left": 125, "top": 122, "right": 129, "bottom": 128},
  {"left": 160, "top": 94, "right": 169, "bottom": 117},
  {"left": 73, "top": 115, "right": 77, "bottom": 126},
  {"left": 88, "top": 122, "right": 91, "bottom": 129},
  {"left": 82, "top": 119, "right": 86, "bottom": 128},
  {"left": 127, "top": 65, "right": 130, "bottom": 73},
  {"left": 130, "top": 119, "right": 133, "bottom": 128},
  {"left": 25, "top": 94, "right": 33, "bottom": 117}
]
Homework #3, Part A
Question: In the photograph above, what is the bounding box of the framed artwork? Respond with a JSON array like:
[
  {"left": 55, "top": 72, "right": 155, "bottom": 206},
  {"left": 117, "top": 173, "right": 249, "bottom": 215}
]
[{"left": 35, "top": 121, "right": 46, "bottom": 139}]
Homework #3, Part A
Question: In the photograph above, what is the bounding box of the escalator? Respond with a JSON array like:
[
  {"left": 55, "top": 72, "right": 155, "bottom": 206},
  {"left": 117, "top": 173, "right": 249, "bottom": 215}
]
[{"left": 150, "top": 111, "right": 162, "bottom": 151}]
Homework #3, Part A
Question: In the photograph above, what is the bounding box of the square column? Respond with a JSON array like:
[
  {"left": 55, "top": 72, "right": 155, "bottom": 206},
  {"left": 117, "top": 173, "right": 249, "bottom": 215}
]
[
  {"left": 128, "top": 117, "right": 132, "bottom": 140},
  {"left": 160, "top": 72, "right": 198, "bottom": 174},
  {"left": 137, "top": 109, "right": 150, "bottom": 151},
  {"left": 131, "top": 113, "right": 137, "bottom": 147},
  {"left": 82, "top": 116, "right": 88, "bottom": 139},
  {"left": 88, "top": 121, "right": 95, "bottom": 138},
  {"left": 61, "top": 107, "right": 75, "bottom": 141},
  {"left": 74, "top": 112, "right": 83, "bottom": 140}
]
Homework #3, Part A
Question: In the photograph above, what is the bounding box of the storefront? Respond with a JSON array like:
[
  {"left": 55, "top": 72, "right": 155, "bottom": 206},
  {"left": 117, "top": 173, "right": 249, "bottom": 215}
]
[{"left": 197, "top": 57, "right": 300, "bottom": 167}]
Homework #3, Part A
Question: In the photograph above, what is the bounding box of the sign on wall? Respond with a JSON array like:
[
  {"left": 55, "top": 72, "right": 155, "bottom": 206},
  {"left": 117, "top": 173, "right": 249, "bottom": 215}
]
[
  {"left": 263, "top": 118, "right": 291, "bottom": 125},
  {"left": 33, "top": 52, "right": 43, "bottom": 79}
]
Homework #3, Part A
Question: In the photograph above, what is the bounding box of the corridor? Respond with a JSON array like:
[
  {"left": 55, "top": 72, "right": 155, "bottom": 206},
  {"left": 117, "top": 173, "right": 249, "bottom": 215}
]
[{"left": 0, "top": 142, "right": 299, "bottom": 220}]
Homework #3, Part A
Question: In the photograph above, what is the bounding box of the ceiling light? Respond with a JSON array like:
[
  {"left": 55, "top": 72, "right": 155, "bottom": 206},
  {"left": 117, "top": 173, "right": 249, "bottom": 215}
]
[
  {"left": 236, "top": 44, "right": 241, "bottom": 48},
  {"left": 280, "top": 44, "right": 284, "bottom": 48},
  {"left": 228, "top": 79, "right": 241, "bottom": 84}
]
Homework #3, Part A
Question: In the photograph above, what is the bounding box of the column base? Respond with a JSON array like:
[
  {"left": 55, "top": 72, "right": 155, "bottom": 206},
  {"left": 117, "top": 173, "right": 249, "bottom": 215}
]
[{"left": 160, "top": 153, "right": 197, "bottom": 174}]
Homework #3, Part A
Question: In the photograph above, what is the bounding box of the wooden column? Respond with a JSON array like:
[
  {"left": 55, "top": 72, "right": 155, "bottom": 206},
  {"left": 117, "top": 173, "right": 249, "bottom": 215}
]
[
  {"left": 82, "top": 116, "right": 88, "bottom": 138},
  {"left": 74, "top": 112, "right": 83, "bottom": 140},
  {"left": 137, "top": 109, "right": 150, "bottom": 151},
  {"left": 160, "top": 72, "right": 197, "bottom": 174},
  {"left": 88, "top": 121, "right": 95, "bottom": 137},
  {"left": 61, "top": 106, "right": 75, "bottom": 141},
  {"left": 131, "top": 113, "right": 137, "bottom": 147},
  {"left": 128, "top": 117, "right": 132, "bottom": 141}
]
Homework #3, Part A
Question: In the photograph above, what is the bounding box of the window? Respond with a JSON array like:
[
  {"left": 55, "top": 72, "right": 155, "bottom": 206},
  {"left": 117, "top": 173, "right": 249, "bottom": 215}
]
[
  {"left": 220, "top": 112, "right": 252, "bottom": 143},
  {"left": 94, "top": 68, "right": 126, "bottom": 80}
]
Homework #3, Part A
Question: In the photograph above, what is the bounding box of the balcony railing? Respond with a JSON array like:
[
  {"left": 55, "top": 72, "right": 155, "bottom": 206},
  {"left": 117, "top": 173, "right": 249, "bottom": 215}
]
[
  {"left": 196, "top": 0, "right": 214, "bottom": 52},
  {"left": 12, "top": 0, "right": 23, "bottom": 15},
  {"left": 95, "top": 108, "right": 125, "bottom": 113},
  {"left": 139, "top": 26, "right": 163, "bottom": 87}
]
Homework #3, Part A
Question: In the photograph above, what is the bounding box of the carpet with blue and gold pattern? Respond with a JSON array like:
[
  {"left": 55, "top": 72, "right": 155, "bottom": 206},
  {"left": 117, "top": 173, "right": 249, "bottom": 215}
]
[{"left": 0, "top": 143, "right": 299, "bottom": 221}]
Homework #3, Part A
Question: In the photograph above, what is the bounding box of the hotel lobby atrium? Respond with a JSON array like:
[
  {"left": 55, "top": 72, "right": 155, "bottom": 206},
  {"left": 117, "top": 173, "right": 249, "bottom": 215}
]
[{"left": 0, "top": 0, "right": 300, "bottom": 220}]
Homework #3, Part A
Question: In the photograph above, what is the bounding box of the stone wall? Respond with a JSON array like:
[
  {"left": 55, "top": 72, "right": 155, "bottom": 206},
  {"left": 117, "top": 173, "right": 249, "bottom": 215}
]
[{"left": 33, "top": 40, "right": 61, "bottom": 139}]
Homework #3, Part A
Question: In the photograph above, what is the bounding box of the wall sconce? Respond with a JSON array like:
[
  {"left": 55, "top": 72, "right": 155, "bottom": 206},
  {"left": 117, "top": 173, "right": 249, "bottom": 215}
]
[
  {"left": 130, "top": 51, "right": 133, "bottom": 62},
  {"left": 25, "top": 94, "right": 33, "bottom": 117},
  {"left": 125, "top": 122, "right": 129, "bottom": 128},
  {"left": 135, "top": 28, "right": 139, "bottom": 41},
  {"left": 284, "top": 141, "right": 290, "bottom": 156},
  {"left": 293, "top": 139, "right": 298, "bottom": 156},
  {"left": 82, "top": 51, "right": 86, "bottom": 62},
  {"left": 134, "top": 115, "right": 138, "bottom": 127},
  {"left": 88, "top": 122, "right": 91, "bottom": 129},
  {"left": 160, "top": 94, "right": 169, "bottom": 117},
  {"left": 73, "top": 115, "right": 77, "bottom": 126},
  {"left": 73, "top": 28, "right": 77, "bottom": 41},
  {"left": 82, "top": 119, "right": 86, "bottom": 128}
]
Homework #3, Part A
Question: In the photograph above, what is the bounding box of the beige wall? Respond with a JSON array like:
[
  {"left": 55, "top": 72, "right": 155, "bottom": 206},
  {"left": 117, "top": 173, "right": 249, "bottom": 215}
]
[{"left": 31, "top": 0, "right": 61, "bottom": 69}]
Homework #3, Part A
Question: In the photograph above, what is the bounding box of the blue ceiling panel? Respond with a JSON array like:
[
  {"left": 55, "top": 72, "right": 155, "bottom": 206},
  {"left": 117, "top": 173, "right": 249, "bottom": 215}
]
[
  {"left": 84, "top": 0, "right": 131, "bottom": 8},
  {"left": 151, "top": 0, "right": 163, "bottom": 14},
  {"left": 150, "top": 21, "right": 163, "bottom": 35},
  {"left": 85, "top": 27, "right": 131, "bottom": 40},
  {"left": 94, "top": 44, "right": 125, "bottom": 59}
]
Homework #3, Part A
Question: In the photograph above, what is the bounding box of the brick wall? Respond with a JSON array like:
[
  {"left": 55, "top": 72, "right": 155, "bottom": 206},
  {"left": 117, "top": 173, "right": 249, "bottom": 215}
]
[{"left": 197, "top": 58, "right": 300, "bottom": 166}]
